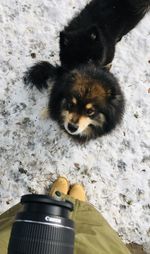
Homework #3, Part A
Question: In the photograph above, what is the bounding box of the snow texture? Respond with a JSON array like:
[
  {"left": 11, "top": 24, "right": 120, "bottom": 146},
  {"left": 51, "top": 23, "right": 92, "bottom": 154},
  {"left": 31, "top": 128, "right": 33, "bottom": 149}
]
[{"left": 0, "top": 0, "right": 150, "bottom": 250}]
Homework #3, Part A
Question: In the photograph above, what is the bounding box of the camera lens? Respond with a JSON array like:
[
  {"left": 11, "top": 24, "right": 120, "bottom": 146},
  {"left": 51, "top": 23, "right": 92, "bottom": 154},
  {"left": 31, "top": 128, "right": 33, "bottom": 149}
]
[{"left": 8, "top": 194, "right": 74, "bottom": 254}]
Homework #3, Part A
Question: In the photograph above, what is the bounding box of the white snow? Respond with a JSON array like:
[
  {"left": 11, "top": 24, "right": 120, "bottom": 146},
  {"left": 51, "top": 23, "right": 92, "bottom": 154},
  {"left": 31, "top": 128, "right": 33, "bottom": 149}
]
[{"left": 0, "top": 0, "right": 150, "bottom": 250}]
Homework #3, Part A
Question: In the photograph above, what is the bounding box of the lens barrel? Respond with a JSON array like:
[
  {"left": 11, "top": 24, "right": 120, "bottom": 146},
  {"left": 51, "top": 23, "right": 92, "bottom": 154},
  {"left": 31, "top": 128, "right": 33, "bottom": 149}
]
[{"left": 8, "top": 194, "right": 75, "bottom": 254}]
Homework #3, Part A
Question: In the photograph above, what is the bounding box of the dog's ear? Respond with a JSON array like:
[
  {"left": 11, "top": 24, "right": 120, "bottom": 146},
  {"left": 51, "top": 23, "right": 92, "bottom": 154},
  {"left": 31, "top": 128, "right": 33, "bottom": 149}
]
[
  {"left": 60, "top": 31, "right": 70, "bottom": 46},
  {"left": 87, "top": 25, "right": 99, "bottom": 41}
]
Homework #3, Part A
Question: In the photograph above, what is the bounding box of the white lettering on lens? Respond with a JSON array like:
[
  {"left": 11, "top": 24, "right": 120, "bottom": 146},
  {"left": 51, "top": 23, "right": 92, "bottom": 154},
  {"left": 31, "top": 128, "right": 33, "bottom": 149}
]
[{"left": 45, "top": 216, "right": 61, "bottom": 224}]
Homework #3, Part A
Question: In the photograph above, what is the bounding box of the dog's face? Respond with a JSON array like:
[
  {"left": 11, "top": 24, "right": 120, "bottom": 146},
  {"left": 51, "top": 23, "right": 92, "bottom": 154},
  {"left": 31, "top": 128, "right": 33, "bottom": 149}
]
[
  {"left": 60, "top": 25, "right": 107, "bottom": 68},
  {"left": 50, "top": 66, "right": 124, "bottom": 142},
  {"left": 61, "top": 95, "right": 106, "bottom": 139}
]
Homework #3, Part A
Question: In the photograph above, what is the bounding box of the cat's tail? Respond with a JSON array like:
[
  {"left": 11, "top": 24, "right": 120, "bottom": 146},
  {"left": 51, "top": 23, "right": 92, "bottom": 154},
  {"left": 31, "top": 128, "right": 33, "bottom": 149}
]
[
  {"left": 128, "top": 0, "right": 150, "bottom": 14},
  {"left": 24, "top": 61, "right": 62, "bottom": 91}
]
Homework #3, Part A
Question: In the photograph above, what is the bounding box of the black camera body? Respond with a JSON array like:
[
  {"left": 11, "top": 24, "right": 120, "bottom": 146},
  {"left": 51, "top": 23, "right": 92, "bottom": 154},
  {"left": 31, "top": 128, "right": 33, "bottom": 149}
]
[{"left": 8, "top": 194, "right": 75, "bottom": 254}]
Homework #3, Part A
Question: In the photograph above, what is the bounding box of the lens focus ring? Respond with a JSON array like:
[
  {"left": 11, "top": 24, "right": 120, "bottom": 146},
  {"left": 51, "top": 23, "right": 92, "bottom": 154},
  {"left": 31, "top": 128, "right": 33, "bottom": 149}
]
[{"left": 8, "top": 221, "right": 74, "bottom": 254}]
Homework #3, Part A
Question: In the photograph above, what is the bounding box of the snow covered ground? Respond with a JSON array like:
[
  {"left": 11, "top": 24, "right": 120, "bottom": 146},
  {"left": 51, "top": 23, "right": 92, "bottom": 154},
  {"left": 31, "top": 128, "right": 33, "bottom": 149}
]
[{"left": 0, "top": 0, "right": 150, "bottom": 251}]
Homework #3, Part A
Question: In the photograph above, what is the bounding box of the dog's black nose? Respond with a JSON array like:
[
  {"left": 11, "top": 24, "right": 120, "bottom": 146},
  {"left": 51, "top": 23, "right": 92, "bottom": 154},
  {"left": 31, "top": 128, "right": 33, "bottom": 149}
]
[{"left": 68, "top": 123, "right": 78, "bottom": 133}]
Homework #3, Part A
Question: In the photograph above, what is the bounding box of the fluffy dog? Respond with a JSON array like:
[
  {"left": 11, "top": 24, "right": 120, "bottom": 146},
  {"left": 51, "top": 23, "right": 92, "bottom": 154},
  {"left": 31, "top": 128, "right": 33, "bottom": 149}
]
[
  {"left": 60, "top": 0, "right": 150, "bottom": 68},
  {"left": 24, "top": 62, "right": 125, "bottom": 142}
]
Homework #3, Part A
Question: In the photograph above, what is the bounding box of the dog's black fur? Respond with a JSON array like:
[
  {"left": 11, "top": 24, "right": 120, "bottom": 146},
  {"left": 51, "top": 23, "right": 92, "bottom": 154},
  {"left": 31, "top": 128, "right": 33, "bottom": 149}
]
[
  {"left": 24, "top": 61, "right": 125, "bottom": 142},
  {"left": 60, "top": 0, "right": 150, "bottom": 68}
]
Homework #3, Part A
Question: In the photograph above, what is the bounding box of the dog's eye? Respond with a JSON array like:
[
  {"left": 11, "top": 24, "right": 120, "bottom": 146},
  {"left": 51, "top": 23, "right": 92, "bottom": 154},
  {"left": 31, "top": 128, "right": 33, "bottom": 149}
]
[
  {"left": 86, "top": 109, "right": 95, "bottom": 117},
  {"left": 66, "top": 102, "right": 74, "bottom": 110}
]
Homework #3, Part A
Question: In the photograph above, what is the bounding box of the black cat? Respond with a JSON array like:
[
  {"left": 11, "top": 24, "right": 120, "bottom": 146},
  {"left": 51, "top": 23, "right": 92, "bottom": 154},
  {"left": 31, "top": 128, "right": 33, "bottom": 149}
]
[{"left": 60, "top": 0, "right": 150, "bottom": 68}]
